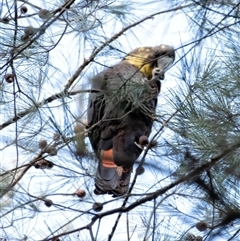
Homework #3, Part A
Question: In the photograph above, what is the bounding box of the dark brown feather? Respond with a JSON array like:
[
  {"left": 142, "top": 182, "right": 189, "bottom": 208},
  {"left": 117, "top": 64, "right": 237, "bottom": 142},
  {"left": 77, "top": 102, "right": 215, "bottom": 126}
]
[{"left": 87, "top": 45, "right": 175, "bottom": 196}]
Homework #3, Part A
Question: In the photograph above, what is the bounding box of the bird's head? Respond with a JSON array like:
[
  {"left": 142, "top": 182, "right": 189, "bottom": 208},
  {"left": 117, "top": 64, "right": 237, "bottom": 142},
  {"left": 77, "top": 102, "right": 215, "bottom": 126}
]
[{"left": 124, "top": 45, "right": 175, "bottom": 79}]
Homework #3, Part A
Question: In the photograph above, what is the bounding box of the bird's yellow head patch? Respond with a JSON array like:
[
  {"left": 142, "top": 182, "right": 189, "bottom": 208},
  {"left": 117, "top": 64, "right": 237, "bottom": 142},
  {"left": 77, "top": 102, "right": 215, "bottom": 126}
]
[{"left": 124, "top": 45, "right": 175, "bottom": 79}]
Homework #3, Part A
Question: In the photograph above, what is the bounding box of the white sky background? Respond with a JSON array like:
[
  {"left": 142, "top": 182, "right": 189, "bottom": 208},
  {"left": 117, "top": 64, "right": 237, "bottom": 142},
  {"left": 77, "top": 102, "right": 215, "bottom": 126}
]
[{"left": 0, "top": 0, "right": 232, "bottom": 240}]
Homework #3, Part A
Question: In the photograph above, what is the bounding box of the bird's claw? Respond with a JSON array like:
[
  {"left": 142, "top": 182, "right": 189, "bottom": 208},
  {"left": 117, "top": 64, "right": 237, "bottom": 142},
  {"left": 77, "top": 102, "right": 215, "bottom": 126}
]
[{"left": 116, "top": 166, "right": 123, "bottom": 176}]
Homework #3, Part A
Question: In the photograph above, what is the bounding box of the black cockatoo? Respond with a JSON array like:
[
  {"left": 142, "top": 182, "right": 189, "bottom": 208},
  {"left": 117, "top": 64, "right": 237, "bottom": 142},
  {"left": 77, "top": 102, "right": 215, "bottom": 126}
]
[{"left": 87, "top": 45, "right": 175, "bottom": 196}]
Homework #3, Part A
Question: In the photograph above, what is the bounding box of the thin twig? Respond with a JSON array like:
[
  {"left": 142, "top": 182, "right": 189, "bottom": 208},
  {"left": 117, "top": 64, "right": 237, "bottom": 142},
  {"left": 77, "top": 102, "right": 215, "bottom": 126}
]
[
  {"left": 0, "top": 89, "right": 99, "bottom": 131},
  {"left": 89, "top": 227, "right": 95, "bottom": 241},
  {"left": 126, "top": 212, "right": 130, "bottom": 241}
]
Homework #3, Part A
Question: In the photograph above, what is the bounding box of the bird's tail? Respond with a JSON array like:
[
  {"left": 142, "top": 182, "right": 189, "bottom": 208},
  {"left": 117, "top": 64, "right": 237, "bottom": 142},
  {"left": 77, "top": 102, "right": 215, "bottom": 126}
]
[{"left": 94, "top": 149, "right": 132, "bottom": 197}]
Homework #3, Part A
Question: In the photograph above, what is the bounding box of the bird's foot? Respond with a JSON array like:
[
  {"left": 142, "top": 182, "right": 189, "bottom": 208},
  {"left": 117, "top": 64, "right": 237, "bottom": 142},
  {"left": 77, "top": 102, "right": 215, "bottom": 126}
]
[
  {"left": 116, "top": 166, "right": 123, "bottom": 177},
  {"left": 116, "top": 166, "right": 132, "bottom": 177}
]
